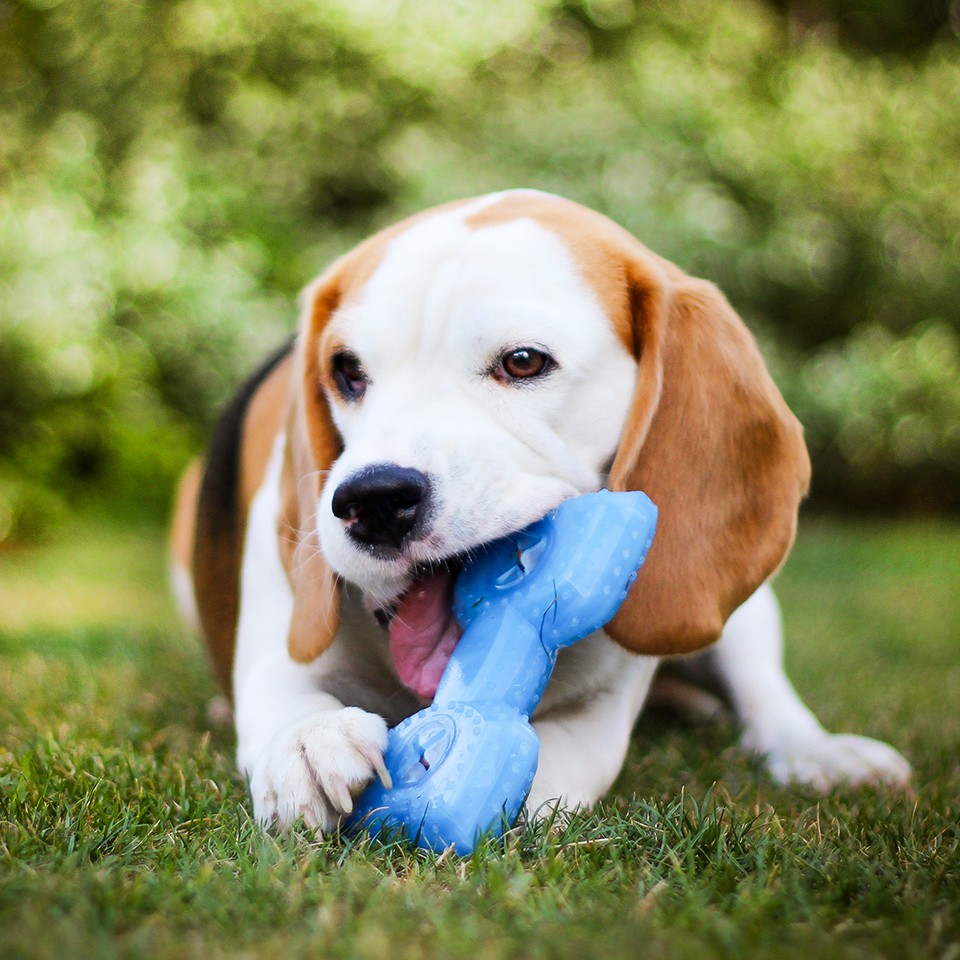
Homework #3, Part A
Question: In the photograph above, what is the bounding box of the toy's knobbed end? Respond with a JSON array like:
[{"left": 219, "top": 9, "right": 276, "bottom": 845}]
[{"left": 453, "top": 490, "right": 657, "bottom": 638}]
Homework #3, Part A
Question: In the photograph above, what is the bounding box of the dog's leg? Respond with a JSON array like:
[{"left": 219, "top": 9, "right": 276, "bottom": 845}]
[
  {"left": 525, "top": 639, "right": 659, "bottom": 817},
  {"left": 712, "top": 583, "right": 911, "bottom": 790},
  {"left": 232, "top": 438, "right": 389, "bottom": 831}
]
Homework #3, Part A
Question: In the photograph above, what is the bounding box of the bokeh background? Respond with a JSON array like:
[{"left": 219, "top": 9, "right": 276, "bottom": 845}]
[{"left": 2, "top": 0, "right": 959, "bottom": 543}]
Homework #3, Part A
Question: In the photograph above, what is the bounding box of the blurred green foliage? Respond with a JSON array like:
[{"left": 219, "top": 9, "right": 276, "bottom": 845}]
[{"left": 1, "top": 0, "right": 958, "bottom": 541}]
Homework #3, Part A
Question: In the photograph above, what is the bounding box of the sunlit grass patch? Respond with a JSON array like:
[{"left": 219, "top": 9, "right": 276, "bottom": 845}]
[{"left": 0, "top": 516, "right": 178, "bottom": 633}]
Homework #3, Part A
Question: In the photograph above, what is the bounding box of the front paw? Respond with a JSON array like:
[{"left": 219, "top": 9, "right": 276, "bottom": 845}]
[
  {"left": 248, "top": 707, "right": 391, "bottom": 830},
  {"left": 759, "top": 732, "right": 912, "bottom": 792}
]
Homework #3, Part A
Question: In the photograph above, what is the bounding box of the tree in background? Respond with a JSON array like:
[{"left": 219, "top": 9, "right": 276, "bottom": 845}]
[{"left": 1, "top": 0, "right": 957, "bottom": 541}]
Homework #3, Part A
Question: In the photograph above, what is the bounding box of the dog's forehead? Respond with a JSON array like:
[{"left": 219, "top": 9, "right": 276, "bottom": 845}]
[{"left": 329, "top": 191, "right": 634, "bottom": 355}]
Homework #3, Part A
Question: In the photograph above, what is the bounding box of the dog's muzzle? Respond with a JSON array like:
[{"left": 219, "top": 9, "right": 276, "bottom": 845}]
[{"left": 331, "top": 463, "right": 432, "bottom": 552}]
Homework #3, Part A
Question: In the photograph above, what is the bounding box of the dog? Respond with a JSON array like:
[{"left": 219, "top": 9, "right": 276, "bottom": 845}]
[{"left": 170, "top": 190, "right": 911, "bottom": 831}]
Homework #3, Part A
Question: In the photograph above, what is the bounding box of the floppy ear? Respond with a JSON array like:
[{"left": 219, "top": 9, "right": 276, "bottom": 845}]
[
  {"left": 279, "top": 272, "right": 345, "bottom": 664},
  {"left": 606, "top": 253, "right": 811, "bottom": 656}
]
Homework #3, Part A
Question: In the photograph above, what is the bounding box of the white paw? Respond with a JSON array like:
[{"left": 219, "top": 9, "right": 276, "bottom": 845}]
[
  {"left": 248, "top": 707, "right": 391, "bottom": 831},
  {"left": 761, "top": 732, "right": 912, "bottom": 792},
  {"left": 524, "top": 767, "right": 597, "bottom": 821},
  {"left": 523, "top": 786, "right": 573, "bottom": 823}
]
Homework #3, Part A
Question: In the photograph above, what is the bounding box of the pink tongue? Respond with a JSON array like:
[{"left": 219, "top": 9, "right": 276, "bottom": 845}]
[{"left": 389, "top": 570, "right": 462, "bottom": 700}]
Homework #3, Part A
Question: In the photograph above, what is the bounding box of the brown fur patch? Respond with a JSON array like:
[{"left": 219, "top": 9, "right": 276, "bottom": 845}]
[
  {"left": 190, "top": 345, "right": 294, "bottom": 694},
  {"left": 465, "top": 191, "right": 682, "bottom": 356},
  {"left": 169, "top": 459, "right": 202, "bottom": 575},
  {"left": 240, "top": 355, "right": 293, "bottom": 510}
]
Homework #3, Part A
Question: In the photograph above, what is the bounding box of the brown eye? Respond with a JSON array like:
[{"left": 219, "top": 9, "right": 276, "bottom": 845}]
[
  {"left": 495, "top": 347, "right": 555, "bottom": 382},
  {"left": 331, "top": 351, "right": 368, "bottom": 400}
]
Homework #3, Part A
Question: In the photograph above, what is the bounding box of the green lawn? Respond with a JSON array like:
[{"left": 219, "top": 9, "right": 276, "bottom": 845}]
[{"left": 1, "top": 514, "right": 958, "bottom": 959}]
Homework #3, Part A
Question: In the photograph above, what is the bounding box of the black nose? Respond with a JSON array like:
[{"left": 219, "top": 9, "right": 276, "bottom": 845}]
[{"left": 331, "top": 464, "right": 431, "bottom": 550}]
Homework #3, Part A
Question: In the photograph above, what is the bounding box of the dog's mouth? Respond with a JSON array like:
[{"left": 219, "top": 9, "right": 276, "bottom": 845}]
[{"left": 373, "top": 559, "right": 465, "bottom": 701}]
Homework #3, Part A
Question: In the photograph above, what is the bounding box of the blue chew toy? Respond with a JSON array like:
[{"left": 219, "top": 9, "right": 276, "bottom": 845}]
[{"left": 349, "top": 489, "right": 658, "bottom": 854}]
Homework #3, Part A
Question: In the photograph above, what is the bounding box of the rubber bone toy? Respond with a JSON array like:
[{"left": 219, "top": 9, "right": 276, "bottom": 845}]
[{"left": 349, "top": 489, "right": 658, "bottom": 854}]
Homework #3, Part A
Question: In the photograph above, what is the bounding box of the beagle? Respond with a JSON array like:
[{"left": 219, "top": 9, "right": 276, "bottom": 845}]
[{"left": 170, "top": 190, "right": 910, "bottom": 831}]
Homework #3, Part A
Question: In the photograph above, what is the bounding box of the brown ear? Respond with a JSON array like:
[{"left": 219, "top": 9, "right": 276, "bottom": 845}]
[
  {"left": 279, "top": 272, "right": 346, "bottom": 664},
  {"left": 606, "top": 255, "right": 811, "bottom": 656}
]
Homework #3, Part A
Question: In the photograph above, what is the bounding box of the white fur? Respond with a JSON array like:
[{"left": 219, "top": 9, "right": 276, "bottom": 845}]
[
  {"left": 228, "top": 191, "right": 910, "bottom": 832},
  {"left": 528, "top": 637, "right": 659, "bottom": 814},
  {"left": 711, "top": 584, "right": 912, "bottom": 790},
  {"left": 234, "top": 436, "right": 390, "bottom": 828}
]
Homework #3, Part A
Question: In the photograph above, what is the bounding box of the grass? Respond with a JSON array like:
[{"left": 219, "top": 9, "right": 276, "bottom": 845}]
[{"left": 1, "top": 512, "right": 958, "bottom": 959}]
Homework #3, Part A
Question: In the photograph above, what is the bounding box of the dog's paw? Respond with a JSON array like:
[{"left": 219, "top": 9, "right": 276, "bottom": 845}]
[
  {"left": 759, "top": 731, "right": 912, "bottom": 792},
  {"left": 248, "top": 707, "right": 391, "bottom": 831}
]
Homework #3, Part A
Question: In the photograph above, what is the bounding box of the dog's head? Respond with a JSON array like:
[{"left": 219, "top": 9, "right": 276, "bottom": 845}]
[{"left": 279, "top": 191, "right": 810, "bottom": 694}]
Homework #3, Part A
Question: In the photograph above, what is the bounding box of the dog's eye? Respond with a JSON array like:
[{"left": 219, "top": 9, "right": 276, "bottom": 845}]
[
  {"left": 494, "top": 347, "right": 556, "bottom": 383},
  {"left": 331, "top": 351, "right": 368, "bottom": 401}
]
